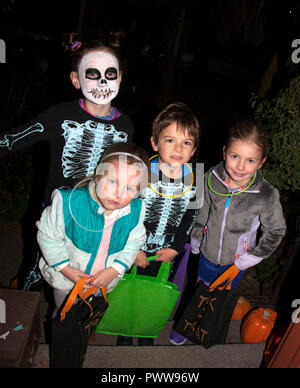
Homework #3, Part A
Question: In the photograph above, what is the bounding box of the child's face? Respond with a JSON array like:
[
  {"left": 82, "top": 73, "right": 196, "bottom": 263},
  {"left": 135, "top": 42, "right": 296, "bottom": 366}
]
[
  {"left": 95, "top": 160, "right": 143, "bottom": 213},
  {"left": 223, "top": 139, "right": 266, "bottom": 188},
  {"left": 151, "top": 122, "right": 196, "bottom": 168},
  {"left": 75, "top": 51, "right": 121, "bottom": 105}
]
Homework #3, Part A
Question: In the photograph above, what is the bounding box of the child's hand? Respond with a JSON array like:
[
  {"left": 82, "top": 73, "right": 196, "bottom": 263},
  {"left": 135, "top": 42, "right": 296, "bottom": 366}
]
[
  {"left": 90, "top": 267, "right": 119, "bottom": 288},
  {"left": 190, "top": 237, "right": 201, "bottom": 254},
  {"left": 134, "top": 250, "right": 149, "bottom": 268},
  {"left": 155, "top": 248, "right": 179, "bottom": 262},
  {"left": 60, "top": 265, "right": 90, "bottom": 286}
]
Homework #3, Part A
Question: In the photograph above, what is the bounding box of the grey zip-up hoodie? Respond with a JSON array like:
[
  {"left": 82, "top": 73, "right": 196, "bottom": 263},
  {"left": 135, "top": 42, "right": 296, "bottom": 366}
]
[{"left": 191, "top": 162, "right": 286, "bottom": 270}]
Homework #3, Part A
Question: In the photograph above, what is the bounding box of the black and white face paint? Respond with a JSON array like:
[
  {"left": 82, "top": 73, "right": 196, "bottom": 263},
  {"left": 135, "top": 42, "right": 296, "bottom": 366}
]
[{"left": 78, "top": 51, "right": 120, "bottom": 105}]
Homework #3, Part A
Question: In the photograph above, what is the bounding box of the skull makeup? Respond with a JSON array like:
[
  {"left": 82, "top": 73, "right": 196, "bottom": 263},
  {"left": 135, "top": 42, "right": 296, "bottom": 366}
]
[{"left": 78, "top": 51, "right": 120, "bottom": 105}]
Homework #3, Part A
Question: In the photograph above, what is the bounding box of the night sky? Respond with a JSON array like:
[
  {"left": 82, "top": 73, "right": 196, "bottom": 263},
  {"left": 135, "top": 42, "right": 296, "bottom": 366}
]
[{"left": 0, "top": 0, "right": 299, "bottom": 164}]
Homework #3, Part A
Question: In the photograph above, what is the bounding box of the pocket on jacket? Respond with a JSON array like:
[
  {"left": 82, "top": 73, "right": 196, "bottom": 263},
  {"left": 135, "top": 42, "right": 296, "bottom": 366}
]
[
  {"left": 235, "top": 233, "right": 249, "bottom": 257},
  {"left": 202, "top": 221, "right": 210, "bottom": 248}
]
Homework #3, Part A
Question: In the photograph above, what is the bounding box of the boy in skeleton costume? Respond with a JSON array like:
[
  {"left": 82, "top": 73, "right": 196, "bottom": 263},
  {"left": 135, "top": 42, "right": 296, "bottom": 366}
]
[
  {"left": 117, "top": 102, "right": 203, "bottom": 346},
  {"left": 0, "top": 40, "right": 134, "bottom": 291}
]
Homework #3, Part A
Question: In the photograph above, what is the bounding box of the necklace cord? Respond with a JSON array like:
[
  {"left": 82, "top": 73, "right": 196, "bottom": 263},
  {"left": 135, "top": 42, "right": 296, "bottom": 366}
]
[
  {"left": 147, "top": 154, "right": 194, "bottom": 198},
  {"left": 207, "top": 171, "right": 257, "bottom": 197}
]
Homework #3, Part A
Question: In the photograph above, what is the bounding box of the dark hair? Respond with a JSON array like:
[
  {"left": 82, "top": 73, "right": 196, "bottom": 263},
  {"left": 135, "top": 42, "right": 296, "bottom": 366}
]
[
  {"left": 226, "top": 119, "right": 269, "bottom": 158},
  {"left": 152, "top": 102, "right": 201, "bottom": 148},
  {"left": 66, "top": 38, "right": 123, "bottom": 73}
]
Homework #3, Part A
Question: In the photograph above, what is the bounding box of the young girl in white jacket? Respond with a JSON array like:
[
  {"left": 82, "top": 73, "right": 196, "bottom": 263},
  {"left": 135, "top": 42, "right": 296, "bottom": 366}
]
[{"left": 37, "top": 142, "right": 149, "bottom": 317}]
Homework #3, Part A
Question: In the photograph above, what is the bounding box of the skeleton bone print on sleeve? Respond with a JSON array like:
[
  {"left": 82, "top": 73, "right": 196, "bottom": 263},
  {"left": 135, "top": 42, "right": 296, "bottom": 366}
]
[
  {"left": 61, "top": 119, "right": 128, "bottom": 178},
  {"left": 142, "top": 180, "right": 196, "bottom": 253},
  {"left": 0, "top": 123, "right": 44, "bottom": 150}
]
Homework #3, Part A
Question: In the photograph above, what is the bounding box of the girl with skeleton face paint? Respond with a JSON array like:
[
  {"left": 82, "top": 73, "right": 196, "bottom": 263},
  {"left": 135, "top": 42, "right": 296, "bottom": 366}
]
[
  {"left": 71, "top": 49, "right": 122, "bottom": 117},
  {"left": 0, "top": 39, "right": 134, "bottom": 293}
]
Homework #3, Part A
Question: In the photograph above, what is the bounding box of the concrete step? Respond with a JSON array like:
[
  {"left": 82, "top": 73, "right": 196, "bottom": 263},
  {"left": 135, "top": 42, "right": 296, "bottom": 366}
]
[
  {"left": 93, "top": 319, "right": 243, "bottom": 346},
  {"left": 32, "top": 342, "right": 266, "bottom": 368},
  {"left": 38, "top": 317, "right": 244, "bottom": 346},
  {"left": 35, "top": 314, "right": 266, "bottom": 368},
  {"left": 39, "top": 288, "right": 245, "bottom": 346},
  {"left": 36, "top": 284, "right": 268, "bottom": 368}
]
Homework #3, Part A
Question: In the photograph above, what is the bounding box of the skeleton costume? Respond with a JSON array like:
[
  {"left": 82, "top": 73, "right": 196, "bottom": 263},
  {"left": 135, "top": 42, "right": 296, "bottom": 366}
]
[
  {"left": 0, "top": 50, "right": 133, "bottom": 291},
  {"left": 0, "top": 101, "right": 134, "bottom": 204},
  {"left": 0, "top": 49, "right": 133, "bottom": 204},
  {"left": 141, "top": 156, "right": 203, "bottom": 257}
]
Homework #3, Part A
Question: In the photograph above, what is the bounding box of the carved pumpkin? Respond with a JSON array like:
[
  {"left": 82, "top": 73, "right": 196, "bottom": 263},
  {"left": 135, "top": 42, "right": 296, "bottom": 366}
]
[
  {"left": 241, "top": 307, "right": 277, "bottom": 343},
  {"left": 231, "top": 296, "right": 252, "bottom": 320}
]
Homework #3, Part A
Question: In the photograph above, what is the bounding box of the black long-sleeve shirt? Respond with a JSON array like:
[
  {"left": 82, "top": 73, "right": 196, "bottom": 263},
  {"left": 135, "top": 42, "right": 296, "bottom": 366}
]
[{"left": 0, "top": 100, "right": 134, "bottom": 204}]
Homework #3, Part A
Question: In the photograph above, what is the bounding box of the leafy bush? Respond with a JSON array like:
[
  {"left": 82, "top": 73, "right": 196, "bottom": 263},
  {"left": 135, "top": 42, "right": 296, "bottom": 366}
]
[
  {"left": 250, "top": 75, "right": 300, "bottom": 288},
  {"left": 250, "top": 75, "right": 300, "bottom": 193},
  {"left": 254, "top": 256, "right": 279, "bottom": 285}
]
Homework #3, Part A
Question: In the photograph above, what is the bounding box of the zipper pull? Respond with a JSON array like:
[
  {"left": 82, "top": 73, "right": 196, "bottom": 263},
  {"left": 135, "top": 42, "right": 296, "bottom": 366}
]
[{"left": 225, "top": 197, "right": 231, "bottom": 208}]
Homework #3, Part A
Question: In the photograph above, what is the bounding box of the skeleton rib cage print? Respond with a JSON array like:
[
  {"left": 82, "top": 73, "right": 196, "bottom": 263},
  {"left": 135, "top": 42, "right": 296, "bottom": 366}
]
[
  {"left": 0, "top": 100, "right": 134, "bottom": 206},
  {"left": 141, "top": 161, "right": 200, "bottom": 254},
  {"left": 61, "top": 119, "right": 128, "bottom": 178}
]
